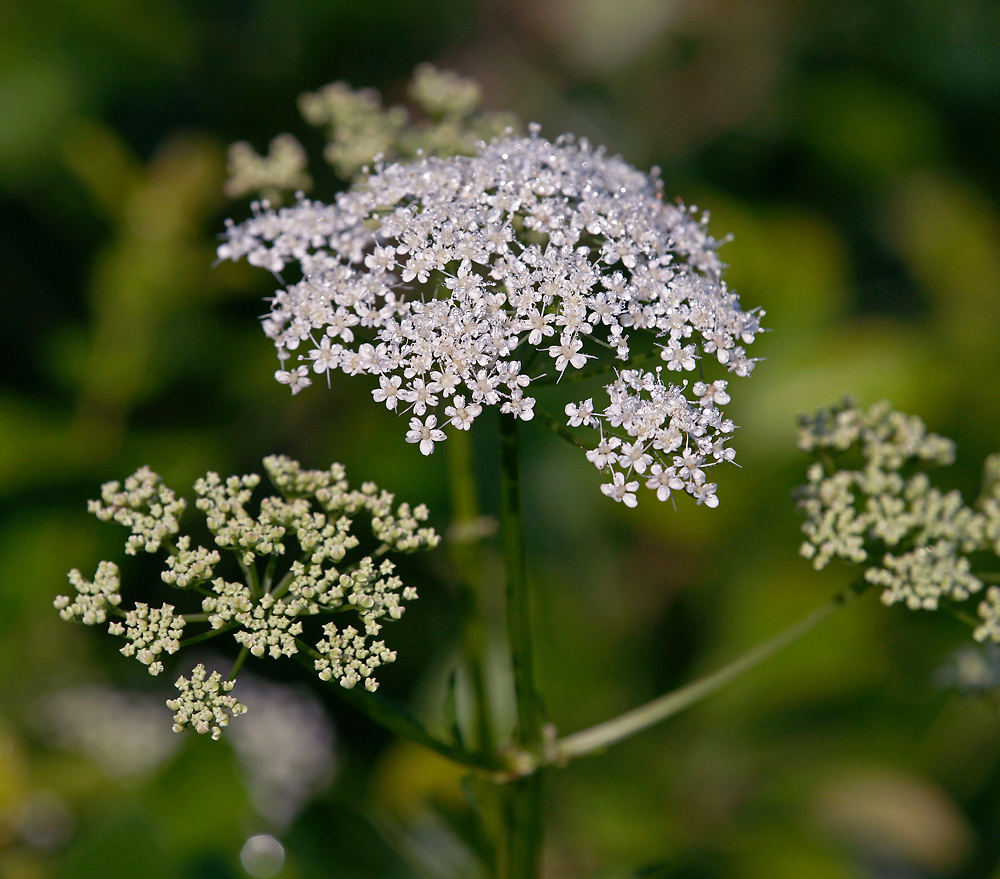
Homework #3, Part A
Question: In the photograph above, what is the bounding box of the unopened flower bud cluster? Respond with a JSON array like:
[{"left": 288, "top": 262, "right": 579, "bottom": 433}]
[
  {"left": 166, "top": 665, "right": 247, "bottom": 740},
  {"left": 220, "top": 115, "right": 761, "bottom": 508},
  {"left": 797, "top": 400, "right": 1000, "bottom": 642},
  {"left": 57, "top": 456, "right": 438, "bottom": 739},
  {"left": 225, "top": 134, "right": 313, "bottom": 203},
  {"left": 298, "top": 64, "right": 519, "bottom": 181},
  {"left": 55, "top": 561, "right": 122, "bottom": 625},
  {"left": 87, "top": 465, "right": 186, "bottom": 555},
  {"left": 109, "top": 602, "right": 185, "bottom": 676},
  {"left": 225, "top": 65, "right": 519, "bottom": 202}
]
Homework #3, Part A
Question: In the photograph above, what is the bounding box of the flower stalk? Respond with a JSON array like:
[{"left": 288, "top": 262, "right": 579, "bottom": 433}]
[
  {"left": 446, "top": 427, "right": 496, "bottom": 752},
  {"left": 553, "top": 579, "right": 870, "bottom": 763},
  {"left": 498, "top": 413, "right": 544, "bottom": 878}
]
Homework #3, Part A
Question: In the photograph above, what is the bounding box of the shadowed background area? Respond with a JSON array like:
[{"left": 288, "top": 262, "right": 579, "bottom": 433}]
[{"left": 2, "top": 1, "right": 1000, "bottom": 877}]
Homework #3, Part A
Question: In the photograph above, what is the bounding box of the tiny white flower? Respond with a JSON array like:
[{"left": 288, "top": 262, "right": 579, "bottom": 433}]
[
  {"left": 661, "top": 344, "right": 698, "bottom": 372},
  {"left": 646, "top": 463, "right": 683, "bottom": 502},
  {"left": 618, "top": 441, "right": 653, "bottom": 474},
  {"left": 428, "top": 368, "right": 460, "bottom": 397},
  {"left": 565, "top": 399, "right": 596, "bottom": 428},
  {"left": 309, "top": 337, "right": 341, "bottom": 374},
  {"left": 693, "top": 379, "right": 730, "bottom": 407},
  {"left": 406, "top": 415, "right": 447, "bottom": 455},
  {"left": 586, "top": 434, "right": 621, "bottom": 470},
  {"left": 444, "top": 395, "right": 481, "bottom": 430},
  {"left": 501, "top": 390, "right": 535, "bottom": 421},
  {"left": 275, "top": 366, "right": 312, "bottom": 394},
  {"left": 364, "top": 244, "right": 397, "bottom": 272},
  {"left": 548, "top": 336, "right": 591, "bottom": 375},
  {"left": 691, "top": 479, "right": 719, "bottom": 507},
  {"left": 601, "top": 472, "right": 639, "bottom": 507},
  {"left": 399, "top": 378, "right": 438, "bottom": 416},
  {"left": 372, "top": 375, "right": 403, "bottom": 410}
]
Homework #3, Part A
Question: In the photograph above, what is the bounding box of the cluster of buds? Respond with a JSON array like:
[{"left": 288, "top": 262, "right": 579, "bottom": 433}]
[
  {"left": 796, "top": 400, "right": 1000, "bottom": 641},
  {"left": 57, "top": 456, "right": 438, "bottom": 739}
]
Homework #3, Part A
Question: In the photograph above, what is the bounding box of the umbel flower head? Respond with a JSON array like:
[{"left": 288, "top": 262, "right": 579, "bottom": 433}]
[
  {"left": 796, "top": 399, "right": 1000, "bottom": 643},
  {"left": 219, "top": 128, "right": 763, "bottom": 507},
  {"left": 56, "top": 457, "right": 439, "bottom": 740}
]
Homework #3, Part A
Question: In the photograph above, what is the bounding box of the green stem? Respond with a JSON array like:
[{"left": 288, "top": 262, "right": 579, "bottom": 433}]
[
  {"left": 499, "top": 416, "right": 543, "bottom": 748},
  {"left": 227, "top": 644, "right": 250, "bottom": 682},
  {"left": 261, "top": 552, "right": 279, "bottom": 593},
  {"left": 498, "top": 414, "right": 543, "bottom": 879},
  {"left": 178, "top": 622, "right": 239, "bottom": 648},
  {"left": 944, "top": 604, "right": 981, "bottom": 630},
  {"left": 269, "top": 552, "right": 309, "bottom": 600},
  {"left": 553, "top": 580, "right": 870, "bottom": 763},
  {"left": 238, "top": 556, "right": 260, "bottom": 599},
  {"left": 532, "top": 404, "right": 593, "bottom": 451},
  {"left": 446, "top": 428, "right": 495, "bottom": 753},
  {"left": 501, "top": 774, "right": 543, "bottom": 879}
]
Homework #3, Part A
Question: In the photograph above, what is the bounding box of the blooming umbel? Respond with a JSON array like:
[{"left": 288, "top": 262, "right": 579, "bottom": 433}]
[
  {"left": 57, "top": 457, "right": 439, "bottom": 739},
  {"left": 220, "top": 127, "right": 762, "bottom": 507},
  {"left": 796, "top": 399, "right": 1000, "bottom": 642}
]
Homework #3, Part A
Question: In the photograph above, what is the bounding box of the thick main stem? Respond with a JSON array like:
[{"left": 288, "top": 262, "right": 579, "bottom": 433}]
[
  {"left": 498, "top": 414, "right": 543, "bottom": 879},
  {"left": 446, "top": 428, "right": 495, "bottom": 752}
]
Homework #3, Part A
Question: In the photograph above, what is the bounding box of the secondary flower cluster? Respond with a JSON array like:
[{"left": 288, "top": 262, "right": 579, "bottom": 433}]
[
  {"left": 298, "top": 63, "right": 518, "bottom": 180},
  {"left": 796, "top": 400, "right": 1000, "bottom": 641},
  {"left": 219, "top": 128, "right": 761, "bottom": 508},
  {"left": 57, "top": 456, "right": 438, "bottom": 739},
  {"left": 224, "top": 64, "right": 519, "bottom": 202},
  {"left": 571, "top": 371, "right": 736, "bottom": 508}
]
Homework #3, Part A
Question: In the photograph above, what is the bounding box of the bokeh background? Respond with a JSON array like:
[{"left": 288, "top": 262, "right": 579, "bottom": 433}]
[{"left": 3, "top": 1, "right": 1000, "bottom": 877}]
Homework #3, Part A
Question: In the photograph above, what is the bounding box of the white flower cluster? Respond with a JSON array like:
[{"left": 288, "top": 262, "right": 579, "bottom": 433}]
[
  {"left": 311, "top": 555, "right": 418, "bottom": 692},
  {"left": 162, "top": 536, "right": 220, "bottom": 588},
  {"left": 797, "top": 401, "right": 1000, "bottom": 639},
  {"left": 87, "top": 466, "right": 185, "bottom": 555},
  {"left": 55, "top": 561, "right": 122, "bottom": 625},
  {"left": 166, "top": 664, "right": 247, "bottom": 740},
  {"left": 59, "top": 457, "right": 438, "bottom": 738},
  {"left": 190, "top": 457, "right": 435, "bottom": 681},
  {"left": 109, "top": 602, "right": 185, "bottom": 676},
  {"left": 573, "top": 372, "right": 735, "bottom": 508},
  {"left": 315, "top": 621, "right": 398, "bottom": 693},
  {"left": 194, "top": 471, "right": 287, "bottom": 566},
  {"left": 219, "top": 129, "right": 761, "bottom": 507},
  {"left": 201, "top": 575, "right": 309, "bottom": 661}
]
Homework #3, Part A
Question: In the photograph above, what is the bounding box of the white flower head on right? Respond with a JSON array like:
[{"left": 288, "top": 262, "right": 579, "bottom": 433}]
[{"left": 220, "top": 126, "right": 764, "bottom": 508}]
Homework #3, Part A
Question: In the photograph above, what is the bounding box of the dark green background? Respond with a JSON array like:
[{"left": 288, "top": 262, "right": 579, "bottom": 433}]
[{"left": 3, "top": 0, "right": 1000, "bottom": 876}]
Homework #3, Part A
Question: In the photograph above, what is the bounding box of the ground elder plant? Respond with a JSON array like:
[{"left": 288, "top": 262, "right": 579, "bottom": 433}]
[{"left": 58, "top": 67, "right": 1000, "bottom": 879}]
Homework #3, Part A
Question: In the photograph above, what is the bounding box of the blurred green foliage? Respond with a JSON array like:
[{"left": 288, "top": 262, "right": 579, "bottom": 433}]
[{"left": 2, "top": 1, "right": 1000, "bottom": 877}]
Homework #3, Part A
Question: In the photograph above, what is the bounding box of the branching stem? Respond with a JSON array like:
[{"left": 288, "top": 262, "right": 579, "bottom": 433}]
[{"left": 553, "top": 580, "right": 870, "bottom": 762}]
